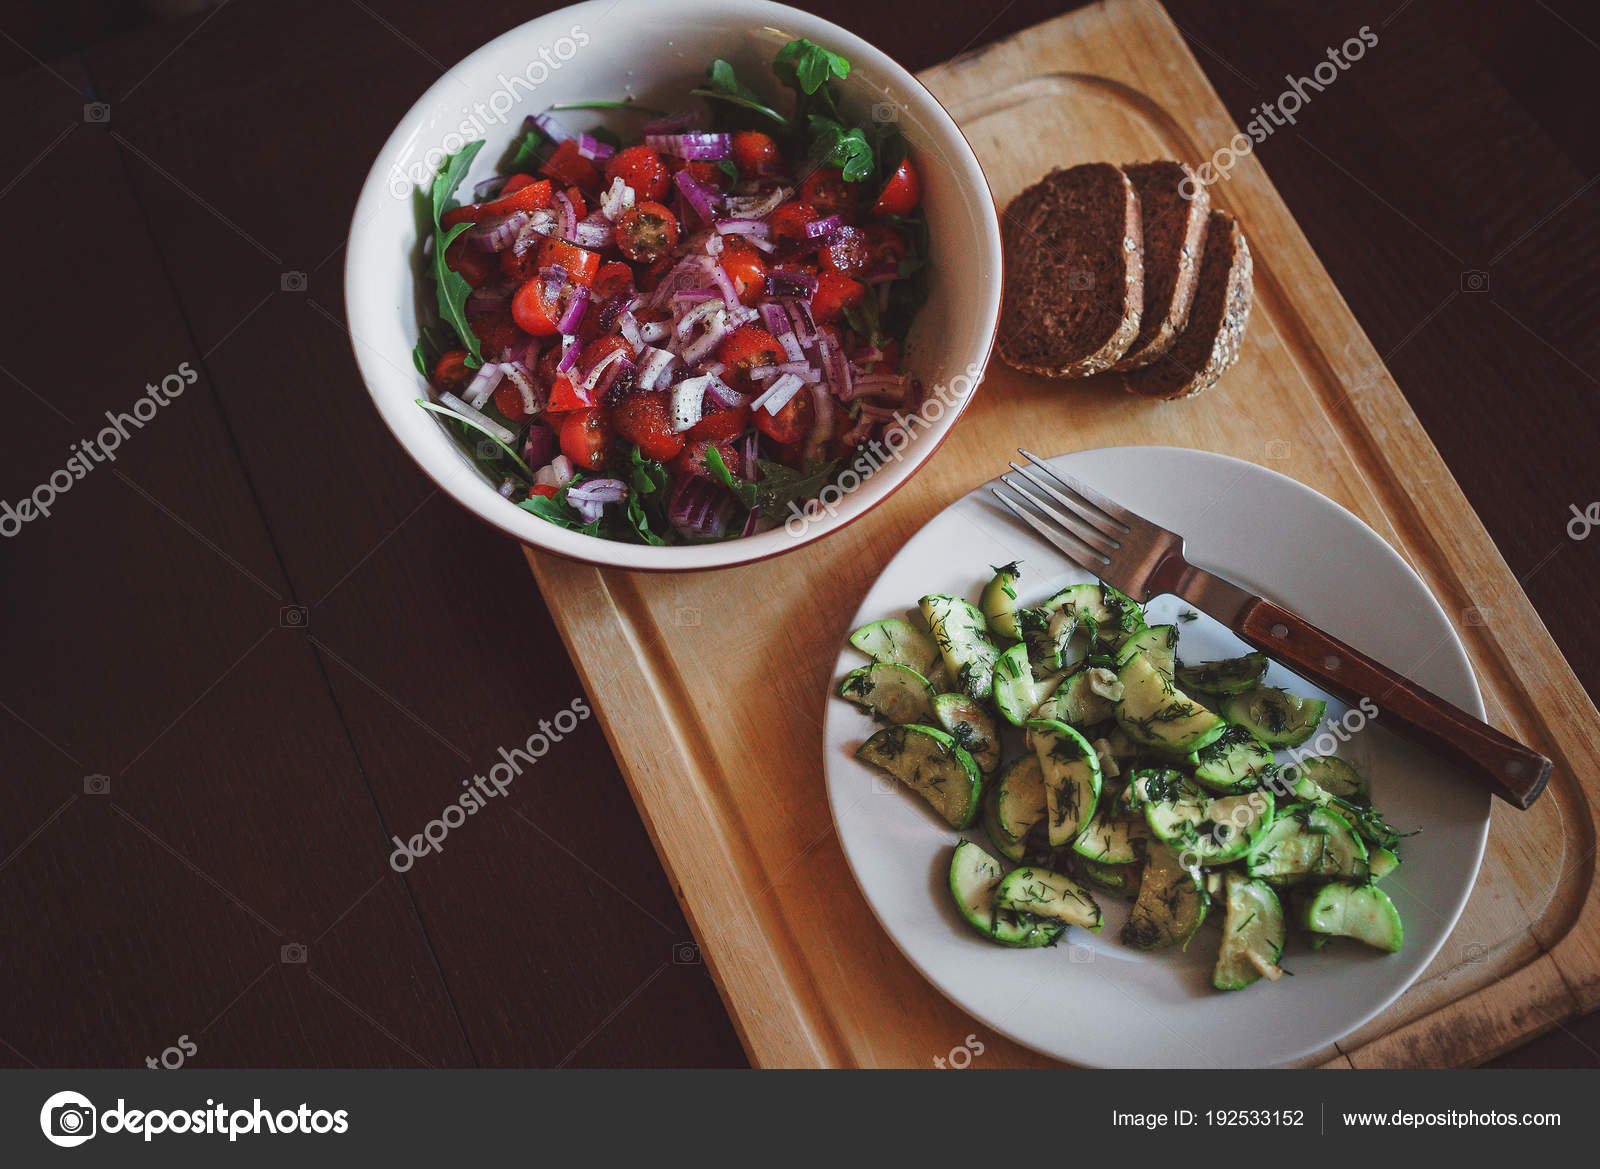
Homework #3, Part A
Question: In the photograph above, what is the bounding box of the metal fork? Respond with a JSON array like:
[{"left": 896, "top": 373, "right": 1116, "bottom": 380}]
[{"left": 992, "top": 449, "right": 1551, "bottom": 809}]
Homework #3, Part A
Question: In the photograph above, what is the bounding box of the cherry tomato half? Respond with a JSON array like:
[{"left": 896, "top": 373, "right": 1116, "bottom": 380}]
[
  {"left": 537, "top": 238, "right": 601, "bottom": 286},
  {"left": 731, "top": 131, "right": 780, "bottom": 180},
  {"left": 718, "top": 238, "right": 769, "bottom": 307},
  {"left": 593, "top": 261, "right": 636, "bottom": 301},
  {"left": 616, "top": 201, "right": 680, "bottom": 264},
  {"left": 672, "top": 437, "right": 740, "bottom": 480},
  {"left": 767, "top": 202, "right": 819, "bottom": 248},
  {"left": 512, "top": 278, "right": 564, "bottom": 336},
  {"left": 863, "top": 223, "right": 908, "bottom": 274},
  {"left": 431, "top": 350, "right": 473, "bottom": 396},
  {"left": 493, "top": 376, "right": 536, "bottom": 423},
  {"left": 820, "top": 225, "right": 870, "bottom": 277},
  {"left": 800, "top": 167, "right": 855, "bottom": 217},
  {"left": 541, "top": 140, "right": 602, "bottom": 193},
  {"left": 752, "top": 387, "right": 814, "bottom": 445},
  {"left": 716, "top": 326, "right": 783, "bottom": 388},
  {"left": 605, "top": 145, "right": 671, "bottom": 202},
  {"left": 559, "top": 407, "right": 614, "bottom": 472},
  {"left": 811, "top": 270, "right": 865, "bottom": 324},
  {"left": 687, "top": 401, "right": 752, "bottom": 442},
  {"left": 610, "top": 391, "right": 684, "bottom": 461},
  {"left": 872, "top": 156, "right": 922, "bottom": 216},
  {"left": 441, "top": 178, "right": 553, "bottom": 229}
]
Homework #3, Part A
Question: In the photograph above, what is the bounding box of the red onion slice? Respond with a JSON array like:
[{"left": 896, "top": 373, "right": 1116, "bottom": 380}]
[
  {"left": 645, "top": 131, "right": 732, "bottom": 160},
  {"left": 575, "top": 132, "right": 616, "bottom": 161},
  {"left": 557, "top": 286, "right": 589, "bottom": 335},
  {"left": 672, "top": 168, "right": 722, "bottom": 221},
  {"left": 533, "top": 112, "right": 574, "bottom": 143},
  {"left": 462, "top": 360, "right": 505, "bottom": 409}
]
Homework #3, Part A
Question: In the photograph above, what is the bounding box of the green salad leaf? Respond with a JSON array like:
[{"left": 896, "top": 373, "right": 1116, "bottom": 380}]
[
  {"left": 693, "top": 58, "right": 790, "bottom": 128},
  {"left": 774, "top": 38, "right": 851, "bottom": 97},
  {"left": 706, "top": 447, "right": 843, "bottom": 524},
  {"left": 624, "top": 446, "right": 670, "bottom": 545},
  {"left": 425, "top": 141, "right": 487, "bottom": 367}
]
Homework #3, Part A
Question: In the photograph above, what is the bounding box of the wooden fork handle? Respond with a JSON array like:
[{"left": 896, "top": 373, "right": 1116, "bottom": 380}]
[{"left": 1233, "top": 597, "right": 1551, "bottom": 809}]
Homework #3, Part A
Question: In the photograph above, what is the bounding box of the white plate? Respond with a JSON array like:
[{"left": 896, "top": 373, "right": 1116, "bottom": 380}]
[{"left": 823, "top": 446, "right": 1491, "bottom": 1067}]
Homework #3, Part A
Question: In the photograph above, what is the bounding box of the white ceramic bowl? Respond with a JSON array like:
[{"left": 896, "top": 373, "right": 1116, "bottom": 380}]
[{"left": 346, "top": 0, "right": 1001, "bottom": 570}]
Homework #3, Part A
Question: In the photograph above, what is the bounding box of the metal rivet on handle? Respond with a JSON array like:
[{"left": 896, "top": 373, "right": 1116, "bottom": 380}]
[{"left": 1270, "top": 623, "right": 1289, "bottom": 639}]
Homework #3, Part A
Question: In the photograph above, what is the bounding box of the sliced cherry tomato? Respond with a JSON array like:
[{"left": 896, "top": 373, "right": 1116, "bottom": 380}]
[
  {"left": 541, "top": 140, "right": 602, "bottom": 192},
  {"left": 687, "top": 401, "right": 752, "bottom": 442},
  {"left": 466, "top": 289, "right": 530, "bottom": 356},
  {"left": 616, "top": 201, "right": 680, "bottom": 264},
  {"left": 877, "top": 338, "right": 901, "bottom": 373},
  {"left": 610, "top": 390, "right": 684, "bottom": 461},
  {"left": 605, "top": 145, "right": 671, "bottom": 202},
  {"left": 512, "top": 278, "right": 564, "bottom": 336},
  {"left": 559, "top": 407, "right": 614, "bottom": 472},
  {"left": 528, "top": 484, "right": 559, "bottom": 499},
  {"left": 684, "top": 158, "right": 734, "bottom": 191},
  {"left": 672, "top": 437, "right": 740, "bottom": 480},
  {"left": 636, "top": 255, "right": 675, "bottom": 293},
  {"left": 718, "top": 238, "right": 769, "bottom": 306},
  {"left": 752, "top": 389, "right": 815, "bottom": 446},
  {"left": 501, "top": 173, "right": 539, "bottom": 195},
  {"left": 493, "top": 377, "right": 536, "bottom": 423},
  {"left": 576, "top": 335, "right": 631, "bottom": 382},
  {"left": 546, "top": 373, "right": 590, "bottom": 413},
  {"left": 767, "top": 201, "right": 819, "bottom": 247},
  {"left": 801, "top": 167, "right": 855, "bottom": 217},
  {"left": 811, "top": 270, "right": 865, "bottom": 324},
  {"left": 445, "top": 234, "right": 497, "bottom": 287},
  {"left": 731, "top": 131, "right": 780, "bottom": 180},
  {"left": 717, "top": 326, "right": 783, "bottom": 388},
  {"left": 872, "top": 156, "right": 922, "bottom": 216},
  {"left": 431, "top": 349, "right": 473, "bottom": 396},
  {"left": 863, "top": 223, "right": 909, "bottom": 275},
  {"left": 441, "top": 178, "right": 553, "bottom": 229},
  {"left": 820, "top": 224, "right": 870, "bottom": 277},
  {"left": 537, "top": 238, "right": 601, "bottom": 286},
  {"left": 593, "top": 261, "right": 635, "bottom": 301},
  {"left": 562, "top": 186, "right": 588, "bottom": 222}
]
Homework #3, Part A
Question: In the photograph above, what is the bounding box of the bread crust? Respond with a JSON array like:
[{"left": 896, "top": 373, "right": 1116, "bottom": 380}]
[
  {"left": 997, "top": 164, "right": 1145, "bottom": 379},
  {"left": 1112, "top": 161, "right": 1211, "bottom": 371},
  {"left": 1122, "top": 210, "right": 1253, "bottom": 401}
]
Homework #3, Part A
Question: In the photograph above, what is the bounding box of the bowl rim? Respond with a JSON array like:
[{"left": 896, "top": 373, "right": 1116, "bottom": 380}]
[{"left": 344, "top": 0, "right": 1002, "bottom": 572}]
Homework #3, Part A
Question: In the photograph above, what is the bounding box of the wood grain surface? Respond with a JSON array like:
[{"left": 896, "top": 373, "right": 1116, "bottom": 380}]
[{"left": 0, "top": 0, "right": 1595, "bottom": 1068}]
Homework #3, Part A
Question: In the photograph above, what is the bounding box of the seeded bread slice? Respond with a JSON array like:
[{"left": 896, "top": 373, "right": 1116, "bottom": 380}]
[
  {"left": 1113, "top": 162, "right": 1210, "bottom": 370},
  {"left": 997, "top": 163, "right": 1144, "bottom": 378},
  {"left": 1122, "top": 210, "right": 1252, "bottom": 401}
]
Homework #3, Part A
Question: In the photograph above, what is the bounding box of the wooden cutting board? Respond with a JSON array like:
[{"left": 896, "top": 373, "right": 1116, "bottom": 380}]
[{"left": 525, "top": 0, "right": 1600, "bottom": 1067}]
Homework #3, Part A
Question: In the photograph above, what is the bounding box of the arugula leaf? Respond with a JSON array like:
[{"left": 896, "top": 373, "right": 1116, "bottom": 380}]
[
  {"left": 426, "top": 141, "right": 486, "bottom": 366},
  {"left": 624, "top": 446, "right": 670, "bottom": 545},
  {"left": 774, "top": 38, "right": 851, "bottom": 96},
  {"left": 842, "top": 286, "right": 884, "bottom": 348},
  {"left": 806, "top": 115, "right": 874, "bottom": 182},
  {"left": 703, "top": 445, "right": 757, "bottom": 508},
  {"left": 412, "top": 321, "right": 459, "bottom": 379},
  {"left": 518, "top": 489, "right": 603, "bottom": 536},
  {"left": 547, "top": 100, "right": 669, "bottom": 115},
  {"left": 693, "top": 59, "right": 790, "bottom": 128},
  {"left": 504, "top": 122, "right": 549, "bottom": 173},
  {"left": 415, "top": 399, "right": 534, "bottom": 479}
]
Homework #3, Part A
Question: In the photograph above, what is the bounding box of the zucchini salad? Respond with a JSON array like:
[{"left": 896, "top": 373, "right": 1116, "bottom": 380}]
[{"left": 838, "top": 565, "right": 1415, "bottom": 991}]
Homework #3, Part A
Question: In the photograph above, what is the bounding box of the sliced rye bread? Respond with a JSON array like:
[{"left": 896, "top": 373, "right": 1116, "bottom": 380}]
[
  {"left": 1122, "top": 210, "right": 1252, "bottom": 401},
  {"left": 997, "top": 163, "right": 1144, "bottom": 378},
  {"left": 1112, "top": 161, "right": 1210, "bottom": 370}
]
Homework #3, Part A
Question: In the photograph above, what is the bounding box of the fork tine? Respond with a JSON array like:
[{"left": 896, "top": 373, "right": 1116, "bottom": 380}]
[
  {"left": 990, "top": 488, "right": 1110, "bottom": 570},
  {"left": 1007, "top": 461, "right": 1125, "bottom": 544},
  {"left": 1017, "top": 449, "right": 1140, "bottom": 532},
  {"left": 999, "top": 473, "right": 1120, "bottom": 558}
]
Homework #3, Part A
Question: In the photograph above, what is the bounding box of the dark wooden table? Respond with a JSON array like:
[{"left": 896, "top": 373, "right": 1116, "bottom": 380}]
[{"left": 1, "top": 0, "right": 1595, "bottom": 1068}]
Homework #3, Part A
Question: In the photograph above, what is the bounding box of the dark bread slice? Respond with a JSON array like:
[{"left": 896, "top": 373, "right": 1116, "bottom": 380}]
[
  {"left": 1113, "top": 162, "right": 1210, "bottom": 370},
  {"left": 1122, "top": 210, "right": 1252, "bottom": 401},
  {"left": 997, "top": 163, "right": 1144, "bottom": 378}
]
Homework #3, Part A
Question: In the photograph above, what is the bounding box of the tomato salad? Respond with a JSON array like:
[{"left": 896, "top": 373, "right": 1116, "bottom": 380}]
[{"left": 412, "top": 38, "right": 928, "bottom": 543}]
